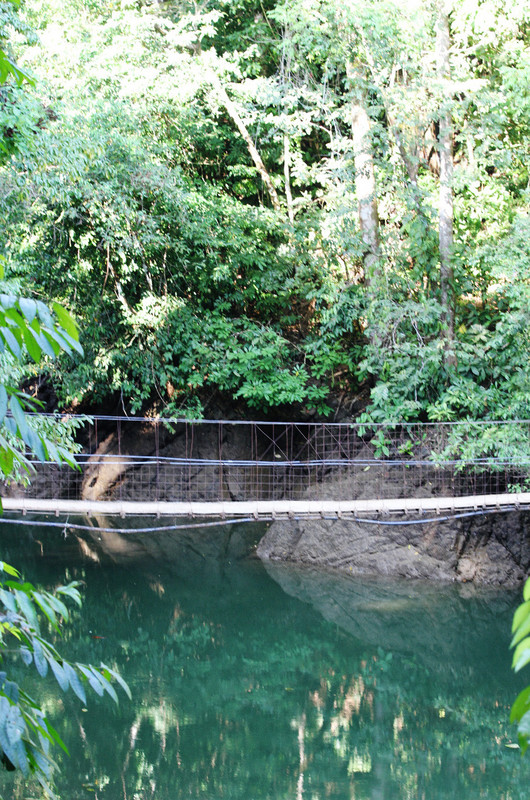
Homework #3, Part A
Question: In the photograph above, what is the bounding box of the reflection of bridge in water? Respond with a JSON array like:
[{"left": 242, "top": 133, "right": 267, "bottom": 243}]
[{"left": 3, "top": 416, "right": 530, "bottom": 520}]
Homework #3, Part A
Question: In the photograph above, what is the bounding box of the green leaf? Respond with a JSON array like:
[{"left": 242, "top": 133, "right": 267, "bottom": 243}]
[
  {"left": 6, "top": 704, "right": 25, "bottom": 745},
  {"left": 19, "top": 646, "right": 33, "bottom": 666},
  {"left": 48, "top": 657, "right": 69, "bottom": 693},
  {"left": 45, "top": 327, "right": 72, "bottom": 355},
  {"left": 100, "top": 662, "right": 131, "bottom": 700},
  {"left": 77, "top": 664, "right": 104, "bottom": 697},
  {"left": 0, "top": 562, "right": 19, "bottom": 578},
  {"left": 0, "top": 294, "right": 15, "bottom": 310},
  {"left": 519, "top": 710, "right": 530, "bottom": 739},
  {"left": 513, "top": 637, "right": 530, "bottom": 673},
  {"left": 35, "top": 301, "right": 53, "bottom": 328},
  {"left": 4, "top": 307, "right": 25, "bottom": 328},
  {"left": 56, "top": 583, "right": 82, "bottom": 607},
  {"left": 9, "top": 394, "right": 30, "bottom": 443},
  {"left": 14, "top": 588, "right": 38, "bottom": 630},
  {"left": 44, "top": 593, "right": 69, "bottom": 622},
  {"left": 51, "top": 302, "right": 79, "bottom": 341},
  {"left": 42, "top": 331, "right": 61, "bottom": 357},
  {"left": 22, "top": 325, "right": 43, "bottom": 362},
  {"left": 0, "top": 385, "right": 8, "bottom": 424},
  {"left": 0, "top": 696, "right": 9, "bottom": 735},
  {"left": 31, "top": 749, "right": 53, "bottom": 782},
  {"left": 62, "top": 662, "right": 86, "bottom": 704},
  {"left": 0, "top": 587, "right": 17, "bottom": 612},
  {"left": 524, "top": 578, "right": 530, "bottom": 602},
  {"left": 93, "top": 668, "right": 118, "bottom": 704},
  {"left": 0, "top": 445, "right": 14, "bottom": 477},
  {"left": 511, "top": 686, "right": 530, "bottom": 724},
  {"left": 512, "top": 600, "right": 530, "bottom": 634},
  {"left": 32, "top": 639, "right": 48, "bottom": 677},
  {"left": 512, "top": 610, "right": 530, "bottom": 648},
  {"left": 17, "top": 297, "right": 37, "bottom": 324},
  {"left": 26, "top": 428, "right": 48, "bottom": 463},
  {"left": 44, "top": 438, "right": 61, "bottom": 465},
  {"left": 0, "top": 326, "right": 21, "bottom": 358},
  {"left": 56, "top": 327, "right": 83, "bottom": 356},
  {"left": 56, "top": 446, "right": 79, "bottom": 470},
  {"left": 3, "top": 737, "right": 29, "bottom": 777},
  {"left": 32, "top": 592, "right": 58, "bottom": 628},
  {"left": 39, "top": 717, "right": 69, "bottom": 756},
  {"left": 27, "top": 326, "right": 56, "bottom": 359}
]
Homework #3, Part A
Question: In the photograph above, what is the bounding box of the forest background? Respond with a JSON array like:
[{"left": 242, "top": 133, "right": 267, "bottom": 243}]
[
  {"left": 1, "top": 0, "right": 529, "bottom": 431},
  {"left": 2, "top": 0, "right": 530, "bottom": 786}
]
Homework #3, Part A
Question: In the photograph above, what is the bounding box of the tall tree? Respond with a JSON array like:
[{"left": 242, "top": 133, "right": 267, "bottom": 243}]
[
  {"left": 436, "top": 0, "right": 455, "bottom": 350},
  {"left": 349, "top": 100, "right": 381, "bottom": 285}
]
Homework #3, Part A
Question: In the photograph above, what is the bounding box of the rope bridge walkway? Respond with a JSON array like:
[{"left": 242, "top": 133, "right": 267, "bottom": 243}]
[{"left": 2, "top": 416, "right": 530, "bottom": 521}]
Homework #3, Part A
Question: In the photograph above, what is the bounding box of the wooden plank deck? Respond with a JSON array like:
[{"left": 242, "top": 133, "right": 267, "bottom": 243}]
[{"left": 3, "top": 493, "right": 529, "bottom": 519}]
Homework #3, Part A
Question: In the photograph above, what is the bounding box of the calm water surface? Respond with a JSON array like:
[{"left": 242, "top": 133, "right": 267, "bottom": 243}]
[{"left": 1, "top": 517, "right": 529, "bottom": 800}]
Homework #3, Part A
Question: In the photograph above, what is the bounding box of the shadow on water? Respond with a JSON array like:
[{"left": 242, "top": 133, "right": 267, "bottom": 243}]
[{"left": 1, "top": 514, "right": 530, "bottom": 800}]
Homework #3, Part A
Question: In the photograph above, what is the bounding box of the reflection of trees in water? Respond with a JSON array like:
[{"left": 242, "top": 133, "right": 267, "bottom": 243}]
[
  {"left": 1, "top": 533, "right": 530, "bottom": 800},
  {"left": 41, "top": 616, "right": 529, "bottom": 798}
]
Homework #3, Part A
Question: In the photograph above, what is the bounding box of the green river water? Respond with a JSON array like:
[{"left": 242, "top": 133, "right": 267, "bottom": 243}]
[{"left": 1, "top": 517, "right": 530, "bottom": 800}]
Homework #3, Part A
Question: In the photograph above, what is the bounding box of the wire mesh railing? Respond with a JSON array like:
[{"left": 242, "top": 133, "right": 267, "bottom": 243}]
[{"left": 5, "top": 416, "right": 530, "bottom": 507}]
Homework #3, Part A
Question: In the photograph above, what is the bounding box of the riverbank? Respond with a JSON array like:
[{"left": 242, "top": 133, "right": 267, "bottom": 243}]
[{"left": 4, "top": 414, "right": 529, "bottom": 586}]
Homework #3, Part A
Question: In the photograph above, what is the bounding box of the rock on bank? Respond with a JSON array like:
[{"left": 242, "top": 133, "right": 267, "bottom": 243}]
[{"left": 257, "top": 477, "right": 530, "bottom": 586}]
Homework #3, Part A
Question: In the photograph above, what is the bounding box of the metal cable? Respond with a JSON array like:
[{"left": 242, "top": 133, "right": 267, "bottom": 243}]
[
  {"left": 21, "top": 412, "right": 530, "bottom": 427},
  {"left": 0, "top": 505, "right": 522, "bottom": 535}
]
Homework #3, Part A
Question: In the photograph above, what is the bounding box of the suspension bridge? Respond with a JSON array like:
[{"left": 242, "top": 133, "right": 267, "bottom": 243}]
[{"left": 2, "top": 416, "right": 530, "bottom": 522}]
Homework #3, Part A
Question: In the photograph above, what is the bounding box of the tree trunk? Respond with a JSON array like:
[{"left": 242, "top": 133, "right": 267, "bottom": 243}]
[
  {"left": 436, "top": 5, "right": 455, "bottom": 351},
  {"left": 350, "top": 103, "right": 381, "bottom": 284},
  {"left": 283, "top": 133, "right": 295, "bottom": 225},
  {"left": 210, "top": 73, "right": 282, "bottom": 213}
]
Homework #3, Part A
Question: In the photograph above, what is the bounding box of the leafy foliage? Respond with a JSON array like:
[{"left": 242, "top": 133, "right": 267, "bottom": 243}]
[
  {"left": 0, "top": 259, "right": 84, "bottom": 482},
  {"left": 0, "top": 124, "right": 128, "bottom": 798},
  {"left": 0, "top": 274, "right": 130, "bottom": 795},
  {"left": 1, "top": 0, "right": 530, "bottom": 429},
  {"left": 511, "top": 578, "right": 530, "bottom": 755},
  {"left": 0, "top": 562, "right": 130, "bottom": 797}
]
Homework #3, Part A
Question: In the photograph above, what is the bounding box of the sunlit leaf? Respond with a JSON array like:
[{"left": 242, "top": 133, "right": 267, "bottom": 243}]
[
  {"left": 22, "top": 325, "right": 42, "bottom": 362},
  {"left": 6, "top": 705, "right": 25, "bottom": 745},
  {"left": 48, "top": 657, "right": 69, "bottom": 693},
  {"left": 14, "top": 589, "right": 38, "bottom": 630},
  {"left": 513, "top": 637, "right": 530, "bottom": 673},
  {"left": 32, "top": 592, "right": 58, "bottom": 628},
  {"left": 100, "top": 662, "right": 131, "bottom": 700},
  {"left": 511, "top": 686, "right": 530, "bottom": 723},
  {"left": 19, "top": 646, "right": 33, "bottom": 667},
  {"left": 0, "top": 562, "right": 19, "bottom": 578},
  {"left": 17, "top": 297, "right": 37, "bottom": 324},
  {"left": 512, "top": 600, "right": 530, "bottom": 634},
  {"left": 52, "top": 302, "right": 79, "bottom": 341},
  {"left": 42, "top": 331, "right": 61, "bottom": 357},
  {"left": 32, "top": 639, "right": 48, "bottom": 678},
  {"left": 0, "top": 326, "right": 21, "bottom": 358},
  {"left": 76, "top": 664, "right": 104, "bottom": 697},
  {"left": 56, "top": 583, "right": 82, "bottom": 607},
  {"left": 62, "top": 662, "right": 86, "bottom": 704},
  {"left": 9, "top": 394, "right": 30, "bottom": 442}
]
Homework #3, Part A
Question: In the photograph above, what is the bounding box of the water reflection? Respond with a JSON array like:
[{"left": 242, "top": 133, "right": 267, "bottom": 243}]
[{"left": 0, "top": 518, "right": 529, "bottom": 800}]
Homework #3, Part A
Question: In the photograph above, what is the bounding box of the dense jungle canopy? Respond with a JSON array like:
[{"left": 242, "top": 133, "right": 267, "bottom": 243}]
[{"left": 1, "top": 0, "right": 529, "bottom": 424}]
